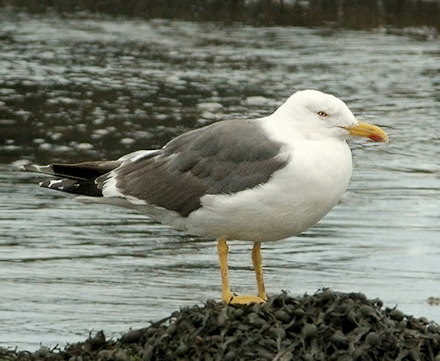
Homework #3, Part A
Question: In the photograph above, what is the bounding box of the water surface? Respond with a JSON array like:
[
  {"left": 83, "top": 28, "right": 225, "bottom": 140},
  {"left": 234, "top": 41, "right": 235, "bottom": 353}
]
[{"left": 0, "top": 12, "right": 439, "bottom": 350}]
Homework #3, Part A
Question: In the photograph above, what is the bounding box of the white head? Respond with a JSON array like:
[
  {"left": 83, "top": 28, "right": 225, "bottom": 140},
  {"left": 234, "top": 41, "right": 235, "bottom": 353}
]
[{"left": 272, "top": 89, "right": 358, "bottom": 140}]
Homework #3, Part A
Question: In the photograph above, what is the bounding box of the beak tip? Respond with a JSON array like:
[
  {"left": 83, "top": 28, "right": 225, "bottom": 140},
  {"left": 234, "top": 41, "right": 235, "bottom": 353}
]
[{"left": 350, "top": 122, "right": 389, "bottom": 143}]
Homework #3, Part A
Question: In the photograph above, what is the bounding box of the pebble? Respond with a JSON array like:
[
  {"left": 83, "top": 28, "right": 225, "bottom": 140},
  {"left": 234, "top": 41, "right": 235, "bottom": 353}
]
[
  {"left": 330, "top": 330, "right": 348, "bottom": 347},
  {"left": 302, "top": 323, "right": 318, "bottom": 338},
  {"left": 174, "top": 343, "right": 189, "bottom": 356},
  {"left": 388, "top": 309, "right": 405, "bottom": 322},
  {"left": 223, "top": 350, "right": 237, "bottom": 361},
  {"left": 274, "top": 309, "right": 290, "bottom": 323},
  {"left": 120, "top": 328, "right": 144, "bottom": 343},
  {"left": 365, "top": 331, "right": 380, "bottom": 346}
]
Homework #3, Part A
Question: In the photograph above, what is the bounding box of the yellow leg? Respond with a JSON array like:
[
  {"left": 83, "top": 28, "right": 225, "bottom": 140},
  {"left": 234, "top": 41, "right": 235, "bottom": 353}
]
[
  {"left": 217, "top": 238, "right": 266, "bottom": 305},
  {"left": 252, "top": 241, "right": 268, "bottom": 301},
  {"left": 217, "top": 237, "right": 234, "bottom": 303}
]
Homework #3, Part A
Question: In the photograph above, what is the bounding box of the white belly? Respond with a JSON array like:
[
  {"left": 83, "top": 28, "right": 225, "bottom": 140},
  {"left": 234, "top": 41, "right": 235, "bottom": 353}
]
[{"left": 184, "top": 140, "right": 353, "bottom": 242}]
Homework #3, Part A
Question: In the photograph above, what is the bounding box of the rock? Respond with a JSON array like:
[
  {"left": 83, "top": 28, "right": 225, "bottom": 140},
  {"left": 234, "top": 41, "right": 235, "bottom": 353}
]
[{"left": 2, "top": 290, "right": 440, "bottom": 361}]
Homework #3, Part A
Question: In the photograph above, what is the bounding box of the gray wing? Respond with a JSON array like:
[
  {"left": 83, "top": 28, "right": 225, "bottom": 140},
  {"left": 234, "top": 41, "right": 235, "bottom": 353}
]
[{"left": 98, "top": 120, "right": 289, "bottom": 217}]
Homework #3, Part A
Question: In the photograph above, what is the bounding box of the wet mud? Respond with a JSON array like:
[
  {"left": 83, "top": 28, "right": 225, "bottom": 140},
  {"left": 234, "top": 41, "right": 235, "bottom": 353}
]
[{"left": 2, "top": 290, "right": 440, "bottom": 361}]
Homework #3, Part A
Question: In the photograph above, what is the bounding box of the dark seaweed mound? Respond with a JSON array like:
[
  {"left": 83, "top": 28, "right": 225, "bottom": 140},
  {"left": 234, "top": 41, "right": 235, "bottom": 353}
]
[{"left": 3, "top": 290, "right": 440, "bottom": 361}]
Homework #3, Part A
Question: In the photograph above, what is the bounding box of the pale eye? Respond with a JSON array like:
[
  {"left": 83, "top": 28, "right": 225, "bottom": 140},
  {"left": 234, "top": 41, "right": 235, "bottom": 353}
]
[{"left": 317, "top": 111, "right": 328, "bottom": 118}]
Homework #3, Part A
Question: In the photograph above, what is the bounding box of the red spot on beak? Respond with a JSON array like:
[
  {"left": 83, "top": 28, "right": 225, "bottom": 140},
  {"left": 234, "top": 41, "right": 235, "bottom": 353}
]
[{"left": 368, "top": 133, "right": 384, "bottom": 142}]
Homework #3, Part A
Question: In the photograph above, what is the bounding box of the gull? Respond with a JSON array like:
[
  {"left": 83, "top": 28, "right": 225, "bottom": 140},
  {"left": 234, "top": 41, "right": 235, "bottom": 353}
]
[{"left": 24, "top": 90, "right": 388, "bottom": 304}]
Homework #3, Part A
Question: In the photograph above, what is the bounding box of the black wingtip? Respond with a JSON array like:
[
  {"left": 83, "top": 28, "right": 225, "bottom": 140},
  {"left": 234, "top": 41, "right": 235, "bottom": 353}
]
[
  {"left": 39, "top": 178, "right": 103, "bottom": 197},
  {"left": 39, "top": 178, "right": 80, "bottom": 192}
]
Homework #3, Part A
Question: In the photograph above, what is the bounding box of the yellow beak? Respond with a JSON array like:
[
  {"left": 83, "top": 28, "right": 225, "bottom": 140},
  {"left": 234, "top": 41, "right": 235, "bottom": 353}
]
[{"left": 348, "top": 122, "right": 389, "bottom": 143}]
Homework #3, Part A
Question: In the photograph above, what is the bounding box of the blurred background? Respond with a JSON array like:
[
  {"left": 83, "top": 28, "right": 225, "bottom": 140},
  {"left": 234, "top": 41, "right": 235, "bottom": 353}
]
[
  {"left": 0, "top": 0, "right": 439, "bottom": 351},
  {"left": 3, "top": 0, "right": 440, "bottom": 30}
]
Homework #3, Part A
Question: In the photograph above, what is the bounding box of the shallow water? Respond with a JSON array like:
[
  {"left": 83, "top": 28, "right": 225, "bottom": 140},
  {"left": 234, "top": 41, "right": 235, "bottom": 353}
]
[{"left": 0, "top": 11, "right": 439, "bottom": 350}]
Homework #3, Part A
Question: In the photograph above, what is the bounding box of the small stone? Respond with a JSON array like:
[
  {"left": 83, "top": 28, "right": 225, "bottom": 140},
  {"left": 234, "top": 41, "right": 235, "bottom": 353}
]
[
  {"left": 88, "top": 330, "right": 106, "bottom": 349},
  {"left": 175, "top": 343, "right": 189, "bottom": 356},
  {"left": 97, "top": 350, "right": 112, "bottom": 359},
  {"left": 114, "top": 349, "right": 129, "bottom": 361},
  {"left": 274, "top": 310, "right": 291, "bottom": 323},
  {"left": 356, "top": 293, "right": 367, "bottom": 302},
  {"left": 302, "top": 324, "right": 318, "bottom": 338},
  {"left": 319, "top": 289, "right": 335, "bottom": 302},
  {"left": 248, "top": 312, "right": 265, "bottom": 327},
  {"left": 145, "top": 327, "right": 158, "bottom": 337},
  {"left": 121, "top": 328, "right": 144, "bottom": 343},
  {"left": 428, "top": 324, "right": 440, "bottom": 333},
  {"left": 303, "top": 353, "right": 314, "bottom": 361},
  {"left": 223, "top": 350, "right": 237, "bottom": 361},
  {"left": 293, "top": 308, "right": 305, "bottom": 317},
  {"left": 372, "top": 298, "right": 384, "bottom": 307},
  {"left": 398, "top": 320, "right": 408, "bottom": 329},
  {"left": 365, "top": 332, "right": 380, "bottom": 346},
  {"left": 232, "top": 308, "right": 244, "bottom": 318},
  {"left": 217, "top": 312, "right": 228, "bottom": 326},
  {"left": 35, "top": 347, "right": 51, "bottom": 358},
  {"left": 330, "top": 330, "right": 348, "bottom": 347},
  {"left": 408, "top": 349, "right": 420, "bottom": 361},
  {"left": 360, "top": 305, "right": 376, "bottom": 317},
  {"left": 142, "top": 344, "right": 155, "bottom": 361},
  {"left": 270, "top": 326, "right": 286, "bottom": 339},
  {"left": 166, "top": 323, "right": 178, "bottom": 336},
  {"left": 346, "top": 310, "right": 359, "bottom": 325},
  {"left": 278, "top": 351, "right": 293, "bottom": 361},
  {"left": 389, "top": 309, "right": 404, "bottom": 322}
]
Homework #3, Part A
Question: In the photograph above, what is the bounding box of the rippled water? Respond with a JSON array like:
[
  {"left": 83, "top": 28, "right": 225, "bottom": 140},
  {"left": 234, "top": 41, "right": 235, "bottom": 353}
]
[{"left": 1, "top": 11, "right": 439, "bottom": 350}]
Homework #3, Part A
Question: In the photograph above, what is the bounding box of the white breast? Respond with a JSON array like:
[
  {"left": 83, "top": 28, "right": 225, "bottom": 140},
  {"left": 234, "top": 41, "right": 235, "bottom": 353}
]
[{"left": 185, "top": 138, "right": 352, "bottom": 242}]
